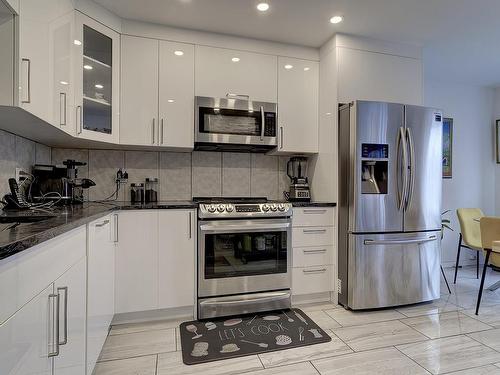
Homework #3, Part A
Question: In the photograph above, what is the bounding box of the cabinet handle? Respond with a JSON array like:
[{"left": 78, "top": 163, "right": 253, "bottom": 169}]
[
  {"left": 303, "top": 209, "right": 327, "bottom": 214},
  {"left": 303, "top": 268, "right": 327, "bottom": 274},
  {"left": 226, "top": 93, "right": 250, "bottom": 100},
  {"left": 303, "top": 229, "right": 327, "bottom": 234},
  {"left": 21, "top": 58, "right": 31, "bottom": 103},
  {"left": 96, "top": 219, "right": 110, "bottom": 227},
  {"left": 188, "top": 211, "right": 192, "bottom": 239},
  {"left": 160, "top": 118, "right": 164, "bottom": 145},
  {"left": 151, "top": 118, "right": 156, "bottom": 144},
  {"left": 60, "top": 93, "right": 67, "bottom": 126},
  {"left": 48, "top": 293, "right": 60, "bottom": 357},
  {"left": 76, "top": 106, "right": 83, "bottom": 134},
  {"left": 114, "top": 214, "right": 119, "bottom": 243},
  {"left": 303, "top": 248, "right": 327, "bottom": 254},
  {"left": 280, "top": 126, "right": 284, "bottom": 149},
  {"left": 260, "top": 106, "right": 265, "bottom": 141},
  {"left": 57, "top": 287, "right": 68, "bottom": 345}
]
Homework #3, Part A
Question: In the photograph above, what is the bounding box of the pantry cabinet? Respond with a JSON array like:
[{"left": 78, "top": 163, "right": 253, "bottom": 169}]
[
  {"left": 120, "top": 36, "right": 194, "bottom": 149},
  {"left": 276, "top": 57, "right": 319, "bottom": 154},
  {"left": 74, "top": 12, "right": 120, "bottom": 143},
  {"left": 195, "top": 45, "right": 277, "bottom": 102},
  {"left": 158, "top": 210, "right": 196, "bottom": 309}
]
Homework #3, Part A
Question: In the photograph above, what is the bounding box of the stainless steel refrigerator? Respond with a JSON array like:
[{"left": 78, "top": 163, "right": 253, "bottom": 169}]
[{"left": 338, "top": 100, "right": 443, "bottom": 310}]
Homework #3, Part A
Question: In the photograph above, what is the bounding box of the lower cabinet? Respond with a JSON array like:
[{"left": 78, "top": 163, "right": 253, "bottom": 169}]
[
  {"left": 115, "top": 209, "right": 196, "bottom": 314},
  {"left": 87, "top": 215, "right": 116, "bottom": 374}
]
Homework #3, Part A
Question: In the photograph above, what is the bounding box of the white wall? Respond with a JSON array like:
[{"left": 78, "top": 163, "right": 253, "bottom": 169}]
[{"left": 424, "top": 80, "right": 495, "bottom": 266}]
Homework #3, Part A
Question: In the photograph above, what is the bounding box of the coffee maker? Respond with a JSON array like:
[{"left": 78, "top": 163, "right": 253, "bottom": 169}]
[{"left": 287, "top": 157, "right": 311, "bottom": 201}]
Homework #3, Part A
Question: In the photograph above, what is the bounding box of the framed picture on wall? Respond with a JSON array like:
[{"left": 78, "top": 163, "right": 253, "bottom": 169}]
[
  {"left": 442, "top": 118, "right": 453, "bottom": 178},
  {"left": 497, "top": 120, "right": 500, "bottom": 164}
]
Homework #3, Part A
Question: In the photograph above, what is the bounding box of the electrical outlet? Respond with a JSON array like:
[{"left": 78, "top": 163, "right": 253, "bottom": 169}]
[{"left": 15, "top": 168, "right": 28, "bottom": 183}]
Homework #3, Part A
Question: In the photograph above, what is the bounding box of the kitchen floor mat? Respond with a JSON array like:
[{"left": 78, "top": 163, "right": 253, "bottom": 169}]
[{"left": 179, "top": 308, "right": 331, "bottom": 365}]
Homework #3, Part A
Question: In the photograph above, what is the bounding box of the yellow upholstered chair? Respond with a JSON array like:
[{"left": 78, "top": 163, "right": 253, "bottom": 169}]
[
  {"left": 475, "top": 217, "right": 500, "bottom": 315},
  {"left": 454, "top": 208, "right": 484, "bottom": 283}
]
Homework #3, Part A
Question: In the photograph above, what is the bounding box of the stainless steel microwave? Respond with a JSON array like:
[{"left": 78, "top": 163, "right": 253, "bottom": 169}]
[{"left": 194, "top": 96, "right": 278, "bottom": 152}]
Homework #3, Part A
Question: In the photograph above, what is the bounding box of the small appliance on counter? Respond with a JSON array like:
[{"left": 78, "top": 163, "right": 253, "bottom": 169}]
[
  {"left": 29, "top": 159, "right": 95, "bottom": 205},
  {"left": 286, "top": 157, "right": 311, "bottom": 201},
  {"left": 145, "top": 177, "right": 158, "bottom": 203},
  {"left": 130, "top": 183, "right": 145, "bottom": 204}
]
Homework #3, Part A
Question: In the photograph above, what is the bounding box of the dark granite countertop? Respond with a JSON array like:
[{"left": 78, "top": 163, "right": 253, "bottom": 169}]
[{"left": 0, "top": 201, "right": 198, "bottom": 261}]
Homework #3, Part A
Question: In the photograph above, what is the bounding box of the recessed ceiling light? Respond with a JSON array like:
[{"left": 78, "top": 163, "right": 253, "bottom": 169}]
[
  {"left": 257, "top": 3, "right": 269, "bottom": 12},
  {"left": 326, "top": 112, "right": 332, "bottom": 115},
  {"left": 73, "top": 39, "right": 82, "bottom": 45},
  {"left": 330, "top": 15, "right": 343, "bottom": 24},
  {"left": 167, "top": 99, "right": 175, "bottom": 103},
  {"left": 284, "top": 64, "right": 293, "bottom": 70},
  {"left": 174, "top": 50, "right": 184, "bottom": 56},
  {"left": 60, "top": 81, "right": 69, "bottom": 85},
  {"left": 304, "top": 67, "right": 310, "bottom": 71},
  {"left": 95, "top": 84, "right": 103, "bottom": 89},
  {"left": 83, "top": 65, "right": 93, "bottom": 70},
  {"left": 232, "top": 57, "right": 240, "bottom": 62}
]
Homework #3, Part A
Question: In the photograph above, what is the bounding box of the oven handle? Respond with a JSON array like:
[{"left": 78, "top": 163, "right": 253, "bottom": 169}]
[
  {"left": 199, "top": 222, "right": 290, "bottom": 233},
  {"left": 199, "top": 291, "right": 291, "bottom": 307}
]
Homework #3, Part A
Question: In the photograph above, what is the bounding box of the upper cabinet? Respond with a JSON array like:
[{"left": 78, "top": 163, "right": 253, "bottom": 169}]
[
  {"left": 120, "top": 36, "right": 194, "bottom": 149},
  {"left": 18, "top": 0, "right": 74, "bottom": 124},
  {"left": 276, "top": 57, "right": 319, "bottom": 154},
  {"left": 74, "top": 12, "right": 120, "bottom": 143},
  {"left": 195, "top": 45, "right": 277, "bottom": 103}
]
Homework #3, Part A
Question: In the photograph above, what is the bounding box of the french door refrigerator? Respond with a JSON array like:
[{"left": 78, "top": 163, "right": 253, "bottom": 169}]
[{"left": 338, "top": 100, "right": 443, "bottom": 309}]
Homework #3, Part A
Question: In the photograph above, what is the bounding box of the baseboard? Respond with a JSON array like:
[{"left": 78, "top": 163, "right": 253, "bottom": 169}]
[
  {"left": 112, "top": 306, "right": 194, "bottom": 325},
  {"left": 292, "top": 292, "right": 332, "bottom": 305}
]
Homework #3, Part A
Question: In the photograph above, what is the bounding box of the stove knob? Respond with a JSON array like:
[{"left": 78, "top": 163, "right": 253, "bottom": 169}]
[
  {"left": 278, "top": 203, "right": 286, "bottom": 211},
  {"left": 226, "top": 204, "right": 234, "bottom": 212},
  {"left": 207, "top": 204, "right": 216, "bottom": 213},
  {"left": 217, "top": 204, "right": 226, "bottom": 212},
  {"left": 270, "top": 204, "right": 278, "bottom": 212},
  {"left": 262, "top": 204, "right": 270, "bottom": 212}
]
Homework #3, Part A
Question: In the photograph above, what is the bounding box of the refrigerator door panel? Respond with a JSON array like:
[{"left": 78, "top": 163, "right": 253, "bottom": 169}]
[
  {"left": 353, "top": 101, "right": 405, "bottom": 233},
  {"left": 404, "top": 105, "right": 443, "bottom": 231},
  {"left": 346, "top": 232, "right": 440, "bottom": 309}
]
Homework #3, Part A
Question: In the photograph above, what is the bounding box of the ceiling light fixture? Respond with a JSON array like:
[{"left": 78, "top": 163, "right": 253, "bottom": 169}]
[
  {"left": 167, "top": 99, "right": 175, "bottom": 103},
  {"left": 174, "top": 50, "right": 184, "bottom": 56},
  {"left": 232, "top": 57, "right": 240, "bottom": 62},
  {"left": 83, "top": 65, "right": 93, "bottom": 70},
  {"left": 304, "top": 67, "right": 310, "bottom": 71},
  {"left": 330, "top": 15, "right": 343, "bottom": 24},
  {"left": 284, "top": 64, "right": 293, "bottom": 70},
  {"left": 73, "top": 39, "right": 82, "bottom": 45},
  {"left": 60, "top": 81, "right": 69, "bottom": 85},
  {"left": 95, "top": 84, "right": 103, "bottom": 89},
  {"left": 257, "top": 3, "right": 269, "bottom": 12}
]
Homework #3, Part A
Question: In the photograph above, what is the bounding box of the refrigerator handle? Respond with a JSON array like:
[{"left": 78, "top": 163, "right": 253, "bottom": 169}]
[
  {"left": 405, "top": 127, "right": 415, "bottom": 211},
  {"left": 364, "top": 235, "right": 437, "bottom": 246},
  {"left": 396, "top": 127, "right": 409, "bottom": 211}
]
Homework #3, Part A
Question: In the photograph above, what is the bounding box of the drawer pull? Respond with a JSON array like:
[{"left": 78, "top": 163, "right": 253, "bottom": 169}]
[
  {"left": 303, "top": 229, "right": 327, "bottom": 234},
  {"left": 95, "top": 219, "right": 110, "bottom": 227},
  {"left": 303, "top": 249, "right": 327, "bottom": 254},
  {"left": 303, "top": 268, "right": 327, "bottom": 274},
  {"left": 303, "top": 209, "right": 327, "bottom": 214}
]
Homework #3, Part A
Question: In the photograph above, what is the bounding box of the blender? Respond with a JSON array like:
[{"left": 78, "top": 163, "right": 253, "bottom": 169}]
[{"left": 286, "top": 157, "right": 311, "bottom": 201}]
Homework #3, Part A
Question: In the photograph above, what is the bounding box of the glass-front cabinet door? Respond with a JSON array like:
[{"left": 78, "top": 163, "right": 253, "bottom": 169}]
[{"left": 74, "top": 13, "right": 119, "bottom": 143}]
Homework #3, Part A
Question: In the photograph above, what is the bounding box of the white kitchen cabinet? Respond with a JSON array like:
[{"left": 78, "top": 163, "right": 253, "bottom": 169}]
[
  {"left": 120, "top": 36, "right": 194, "bottom": 149},
  {"left": 158, "top": 40, "right": 194, "bottom": 149},
  {"left": 115, "top": 210, "right": 158, "bottom": 313},
  {"left": 276, "top": 57, "right": 319, "bottom": 154},
  {"left": 18, "top": 0, "right": 73, "bottom": 124},
  {"left": 74, "top": 12, "right": 120, "bottom": 143},
  {"left": 87, "top": 215, "right": 115, "bottom": 375},
  {"left": 195, "top": 45, "right": 277, "bottom": 102},
  {"left": 0, "top": 284, "right": 53, "bottom": 375},
  {"left": 53, "top": 257, "right": 86, "bottom": 375},
  {"left": 158, "top": 210, "right": 196, "bottom": 309},
  {"left": 120, "top": 35, "right": 158, "bottom": 146}
]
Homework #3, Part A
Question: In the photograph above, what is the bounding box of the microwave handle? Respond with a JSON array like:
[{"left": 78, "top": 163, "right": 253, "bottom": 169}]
[
  {"left": 260, "top": 106, "right": 265, "bottom": 141},
  {"left": 226, "top": 93, "right": 250, "bottom": 100}
]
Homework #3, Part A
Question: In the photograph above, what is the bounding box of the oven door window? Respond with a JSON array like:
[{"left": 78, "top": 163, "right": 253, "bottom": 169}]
[
  {"left": 199, "top": 107, "right": 264, "bottom": 136},
  {"left": 204, "top": 231, "right": 287, "bottom": 279}
]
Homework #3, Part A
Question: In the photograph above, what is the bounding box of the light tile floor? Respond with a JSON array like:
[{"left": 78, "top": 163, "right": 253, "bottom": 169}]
[{"left": 95, "top": 265, "right": 500, "bottom": 375}]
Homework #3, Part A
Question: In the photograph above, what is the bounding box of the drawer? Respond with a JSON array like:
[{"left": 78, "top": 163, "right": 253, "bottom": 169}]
[
  {"left": 292, "top": 207, "right": 335, "bottom": 227},
  {"left": 292, "top": 265, "right": 333, "bottom": 295},
  {"left": 293, "top": 246, "right": 334, "bottom": 268},
  {"left": 292, "top": 226, "right": 334, "bottom": 248}
]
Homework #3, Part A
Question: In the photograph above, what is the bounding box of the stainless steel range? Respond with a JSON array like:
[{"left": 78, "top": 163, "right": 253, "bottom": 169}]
[{"left": 195, "top": 197, "right": 293, "bottom": 319}]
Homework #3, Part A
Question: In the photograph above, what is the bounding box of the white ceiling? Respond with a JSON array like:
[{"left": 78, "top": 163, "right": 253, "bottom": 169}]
[{"left": 94, "top": 0, "right": 500, "bottom": 87}]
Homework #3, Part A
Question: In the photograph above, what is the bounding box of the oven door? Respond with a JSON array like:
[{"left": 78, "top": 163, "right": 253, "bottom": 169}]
[
  {"left": 198, "top": 218, "right": 291, "bottom": 298},
  {"left": 195, "top": 96, "right": 277, "bottom": 147}
]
